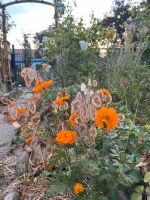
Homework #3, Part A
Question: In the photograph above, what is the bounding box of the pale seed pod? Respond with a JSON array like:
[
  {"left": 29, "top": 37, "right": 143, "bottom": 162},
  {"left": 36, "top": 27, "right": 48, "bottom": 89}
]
[
  {"left": 89, "top": 105, "right": 97, "bottom": 121},
  {"left": 96, "top": 90, "right": 104, "bottom": 100},
  {"left": 118, "top": 113, "right": 125, "bottom": 122},
  {"left": 71, "top": 99, "right": 81, "bottom": 114},
  {"left": 31, "top": 112, "right": 40, "bottom": 125},
  {"left": 9, "top": 106, "right": 18, "bottom": 121},
  {"left": 62, "top": 101, "right": 69, "bottom": 110},
  {"left": 27, "top": 68, "right": 35, "bottom": 81},
  {"left": 27, "top": 101, "right": 36, "bottom": 114},
  {"left": 93, "top": 80, "right": 98, "bottom": 87},
  {"left": 25, "top": 80, "right": 32, "bottom": 88},
  {"left": 17, "top": 113, "right": 28, "bottom": 125},
  {"left": 21, "top": 67, "right": 28, "bottom": 78},
  {"left": 76, "top": 92, "right": 83, "bottom": 100},
  {"left": 104, "top": 94, "right": 112, "bottom": 104},
  {"left": 91, "top": 93, "right": 102, "bottom": 109},
  {"left": 31, "top": 93, "right": 41, "bottom": 105}
]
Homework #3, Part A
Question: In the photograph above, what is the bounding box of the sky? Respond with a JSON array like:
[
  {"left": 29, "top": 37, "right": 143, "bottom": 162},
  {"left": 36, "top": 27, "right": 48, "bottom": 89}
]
[{"left": 1, "top": 0, "right": 138, "bottom": 48}]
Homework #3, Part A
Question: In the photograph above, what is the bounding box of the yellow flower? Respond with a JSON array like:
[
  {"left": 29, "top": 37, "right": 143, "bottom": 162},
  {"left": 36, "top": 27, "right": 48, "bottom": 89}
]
[
  {"left": 73, "top": 183, "right": 84, "bottom": 195},
  {"left": 56, "top": 130, "right": 76, "bottom": 145},
  {"left": 95, "top": 106, "right": 119, "bottom": 131}
]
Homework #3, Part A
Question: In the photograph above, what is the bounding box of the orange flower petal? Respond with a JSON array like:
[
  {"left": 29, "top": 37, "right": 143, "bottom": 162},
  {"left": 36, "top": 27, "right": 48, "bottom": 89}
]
[
  {"left": 68, "top": 112, "right": 78, "bottom": 127},
  {"left": 24, "top": 137, "right": 32, "bottom": 143},
  {"left": 63, "top": 94, "right": 70, "bottom": 101},
  {"left": 100, "top": 88, "right": 110, "bottom": 96},
  {"left": 42, "top": 80, "right": 53, "bottom": 89},
  {"left": 32, "top": 84, "right": 43, "bottom": 94},
  {"left": 56, "top": 130, "right": 76, "bottom": 145},
  {"left": 18, "top": 107, "right": 26, "bottom": 113},
  {"left": 95, "top": 106, "right": 119, "bottom": 131},
  {"left": 73, "top": 183, "right": 84, "bottom": 195}
]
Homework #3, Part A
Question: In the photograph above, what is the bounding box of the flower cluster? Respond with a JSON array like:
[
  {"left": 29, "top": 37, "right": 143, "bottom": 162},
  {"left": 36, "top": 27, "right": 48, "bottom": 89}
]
[
  {"left": 56, "top": 130, "right": 76, "bottom": 145},
  {"left": 53, "top": 92, "right": 70, "bottom": 105},
  {"left": 3, "top": 73, "right": 128, "bottom": 198},
  {"left": 68, "top": 112, "right": 78, "bottom": 127},
  {"left": 32, "top": 80, "right": 53, "bottom": 94}
]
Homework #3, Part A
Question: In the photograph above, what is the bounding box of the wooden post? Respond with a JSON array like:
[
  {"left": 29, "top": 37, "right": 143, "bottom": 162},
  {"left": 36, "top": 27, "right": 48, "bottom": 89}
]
[{"left": 2, "top": 7, "right": 12, "bottom": 91}]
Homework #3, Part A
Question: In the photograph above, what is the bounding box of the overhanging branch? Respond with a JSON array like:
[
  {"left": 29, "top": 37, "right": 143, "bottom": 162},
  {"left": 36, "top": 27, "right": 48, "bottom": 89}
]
[{"left": 0, "top": 0, "right": 54, "bottom": 8}]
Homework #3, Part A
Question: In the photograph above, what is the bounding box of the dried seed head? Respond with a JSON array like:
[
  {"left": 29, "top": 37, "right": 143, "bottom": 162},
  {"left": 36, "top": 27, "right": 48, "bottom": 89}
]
[
  {"left": 91, "top": 93, "right": 102, "bottom": 109},
  {"left": 118, "top": 113, "right": 125, "bottom": 122},
  {"left": 93, "top": 80, "right": 98, "bottom": 87},
  {"left": 21, "top": 67, "right": 28, "bottom": 78},
  {"left": 27, "top": 68, "right": 36, "bottom": 81},
  {"left": 27, "top": 101, "right": 36, "bottom": 114},
  {"left": 62, "top": 101, "right": 69, "bottom": 110},
  {"left": 31, "top": 112, "right": 41, "bottom": 125},
  {"left": 9, "top": 106, "right": 18, "bottom": 121},
  {"left": 31, "top": 93, "right": 41, "bottom": 105},
  {"left": 96, "top": 90, "right": 104, "bottom": 100},
  {"left": 71, "top": 99, "right": 81, "bottom": 114},
  {"left": 104, "top": 95, "right": 112, "bottom": 104},
  {"left": 17, "top": 113, "right": 28, "bottom": 125}
]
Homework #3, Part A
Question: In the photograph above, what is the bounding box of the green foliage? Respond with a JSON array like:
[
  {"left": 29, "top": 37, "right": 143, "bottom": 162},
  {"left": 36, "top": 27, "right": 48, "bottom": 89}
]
[
  {"left": 30, "top": 3, "right": 150, "bottom": 198},
  {"left": 132, "top": 0, "right": 150, "bottom": 27},
  {"left": 101, "top": 41, "right": 150, "bottom": 119},
  {"left": 42, "top": 9, "right": 104, "bottom": 87},
  {"left": 45, "top": 115, "right": 150, "bottom": 199},
  {"left": 144, "top": 172, "right": 150, "bottom": 183},
  {"left": 102, "top": 0, "right": 131, "bottom": 40}
]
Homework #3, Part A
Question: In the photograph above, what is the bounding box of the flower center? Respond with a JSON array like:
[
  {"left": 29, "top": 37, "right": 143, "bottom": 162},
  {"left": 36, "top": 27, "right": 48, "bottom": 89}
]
[{"left": 102, "top": 119, "right": 108, "bottom": 129}]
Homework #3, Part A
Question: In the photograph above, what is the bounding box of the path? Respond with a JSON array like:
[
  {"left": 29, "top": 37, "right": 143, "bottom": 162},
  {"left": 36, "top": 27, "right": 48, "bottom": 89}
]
[
  {"left": 0, "top": 89, "right": 32, "bottom": 160},
  {"left": 0, "top": 114, "right": 15, "bottom": 159}
]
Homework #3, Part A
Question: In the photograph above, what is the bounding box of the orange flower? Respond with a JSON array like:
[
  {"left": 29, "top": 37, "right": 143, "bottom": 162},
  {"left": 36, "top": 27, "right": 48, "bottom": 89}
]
[
  {"left": 56, "top": 130, "right": 76, "bottom": 145},
  {"left": 42, "top": 80, "right": 53, "bottom": 89},
  {"left": 63, "top": 94, "right": 70, "bottom": 101},
  {"left": 69, "top": 112, "right": 78, "bottom": 127},
  {"left": 53, "top": 94, "right": 63, "bottom": 105},
  {"left": 18, "top": 107, "right": 26, "bottom": 113},
  {"left": 32, "top": 80, "right": 53, "bottom": 93},
  {"left": 100, "top": 88, "right": 110, "bottom": 96},
  {"left": 53, "top": 97, "right": 63, "bottom": 105},
  {"left": 95, "top": 106, "right": 119, "bottom": 131},
  {"left": 73, "top": 183, "right": 84, "bottom": 195},
  {"left": 32, "top": 83, "right": 43, "bottom": 94},
  {"left": 53, "top": 93, "right": 70, "bottom": 105},
  {"left": 24, "top": 137, "right": 32, "bottom": 143}
]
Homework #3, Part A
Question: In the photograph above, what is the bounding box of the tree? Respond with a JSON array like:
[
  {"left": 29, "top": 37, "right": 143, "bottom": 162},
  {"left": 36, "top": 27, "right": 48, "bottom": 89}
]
[
  {"left": 102, "top": 0, "right": 131, "bottom": 42},
  {"left": 35, "top": 6, "right": 105, "bottom": 87},
  {"left": 22, "top": 34, "right": 32, "bottom": 67}
]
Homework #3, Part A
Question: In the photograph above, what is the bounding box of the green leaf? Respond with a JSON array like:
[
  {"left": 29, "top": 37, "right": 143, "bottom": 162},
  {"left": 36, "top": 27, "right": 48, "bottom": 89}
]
[
  {"left": 128, "top": 170, "right": 142, "bottom": 183},
  {"left": 46, "top": 182, "right": 68, "bottom": 196},
  {"left": 40, "top": 170, "right": 52, "bottom": 177},
  {"left": 135, "top": 186, "right": 144, "bottom": 193},
  {"left": 131, "top": 193, "right": 141, "bottom": 200},
  {"left": 144, "top": 172, "right": 150, "bottom": 183},
  {"left": 146, "top": 186, "right": 150, "bottom": 193}
]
